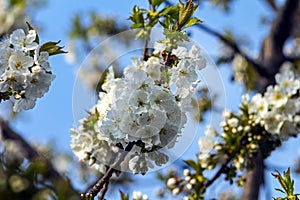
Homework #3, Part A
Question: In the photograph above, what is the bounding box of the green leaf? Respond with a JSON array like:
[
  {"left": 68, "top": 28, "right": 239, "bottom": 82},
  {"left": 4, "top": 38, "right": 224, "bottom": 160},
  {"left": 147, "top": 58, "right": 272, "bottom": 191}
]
[
  {"left": 178, "top": 0, "right": 198, "bottom": 29},
  {"left": 184, "top": 160, "right": 197, "bottom": 170},
  {"left": 184, "top": 17, "right": 203, "bottom": 28},
  {"left": 272, "top": 168, "right": 300, "bottom": 200},
  {"left": 119, "top": 190, "right": 129, "bottom": 200},
  {"left": 82, "top": 108, "right": 100, "bottom": 132},
  {"left": 40, "top": 41, "right": 67, "bottom": 56},
  {"left": 9, "top": 0, "right": 25, "bottom": 8},
  {"left": 151, "top": 0, "right": 165, "bottom": 7},
  {"left": 275, "top": 188, "right": 287, "bottom": 194},
  {"left": 131, "top": 23, "right": 145, "bottom": 29},
  {"left": 156, "top": 172, "right": 165, "bottom": 181},
  {"left": 159, "top": 5, "right": 179, "bottom": 19}
]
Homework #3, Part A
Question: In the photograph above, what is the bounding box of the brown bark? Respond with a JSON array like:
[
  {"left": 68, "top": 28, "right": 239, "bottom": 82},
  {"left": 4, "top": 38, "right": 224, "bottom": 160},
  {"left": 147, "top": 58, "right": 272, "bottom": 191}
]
[
  {"left": 241, "top": 154, "right": 264, "bottom": 200},
  {"left": 243, "top": 1, "right": 299, "bottom": 199}
]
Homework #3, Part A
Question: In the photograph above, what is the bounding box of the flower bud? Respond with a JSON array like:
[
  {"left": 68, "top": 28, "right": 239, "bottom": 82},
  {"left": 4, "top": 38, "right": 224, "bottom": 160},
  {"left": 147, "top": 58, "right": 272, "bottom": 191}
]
[
  {"left": 183, "top": 169, "right": 190, "bottom": 176},
  {"left": 185, "top": 176, "right": 191, "bottom": 181},
  {"left": 185, "top": 183, "right": 192, "bottom": 190},
  {"left": 189, "top": 178, "right": 196, "bottom": 185},
  {"left": 167, "top": 178, "right": 177, "bottom": 188},
  {"left": 172, "top": 187, "right": 181, "bottom": 195}
]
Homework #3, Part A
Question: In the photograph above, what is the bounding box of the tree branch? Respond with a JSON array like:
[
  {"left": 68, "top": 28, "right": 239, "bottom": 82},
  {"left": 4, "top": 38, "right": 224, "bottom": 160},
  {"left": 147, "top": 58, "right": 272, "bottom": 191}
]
[
  {"left": 83, "top": 142, "right": 135, "bottom": 200},
  {"left": 164, "top": 0, "right": 270, "bottom": 78},
  {"left": 270, "top": 0, "right": 299, "bottom": 52},
  {"left": 0, "top": 118, "right": 79, "bottom": 199},
  {"left": 259, "top": 0, "right": 300, "bottom": 89},
  {"left": 262, "top": 0, "right": 278, "bottom": 12},
  {"left": 204, "top": 159, "right": 231, "bottom": 188},
  {"left": 195, "top": 23, "right": 270, "bottom": 78}
]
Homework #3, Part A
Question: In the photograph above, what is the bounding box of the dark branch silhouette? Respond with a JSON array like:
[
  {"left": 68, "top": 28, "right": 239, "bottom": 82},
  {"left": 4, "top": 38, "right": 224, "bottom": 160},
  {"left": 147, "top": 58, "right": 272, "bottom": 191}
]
[{"left": 0, "top": 118, "right": 80, "bottom": 200}]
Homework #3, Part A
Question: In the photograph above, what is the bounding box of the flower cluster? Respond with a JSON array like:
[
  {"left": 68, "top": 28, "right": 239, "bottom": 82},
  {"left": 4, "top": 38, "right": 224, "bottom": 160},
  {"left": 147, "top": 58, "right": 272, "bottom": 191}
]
[
  {"left": 198, "top": 125, "right": 219, "bottom": 168},
  {"left": 248, "top": 70, "right": 300, "bottom": 140},
  {"left": 70, "top": 42, "right": 206, "bottom": 174},
  {"left": 166, "top": 168, "right": 198, "bottom": 199},
  {"left": 0, "top": 28, "right": 58, "bottom": 112},
  {"left": 163, "top": 70, "right": 299, "bottom": 199}
]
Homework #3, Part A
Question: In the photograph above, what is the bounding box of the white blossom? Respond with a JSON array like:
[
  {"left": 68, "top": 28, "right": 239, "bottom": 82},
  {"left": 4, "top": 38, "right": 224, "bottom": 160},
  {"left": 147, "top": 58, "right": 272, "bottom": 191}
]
[
  {"left": 0, "top": 70, "right": 25, "bottom": 92},
  {"left": 275, "top": 70, "right": 300, "bottom": 95},
  {"left": 172, "top": 46, "right": 188, "bottom": 58},
  {"left": 144, "top": 56, "right": 161, "bottom": 80},
  {"left": 183, "top": 169, "right": 190, "bottom": 176},
  {"left": 10, "top": 29, "right": 38, "bottom": 52},
  {"left": 34, "top": 48, "right": 51, "bottom": 72},
  {"left": 227, "top": 117, "right": 239, "bottom": 128},
  {"left": 25, "top": 70, "right": 55, "bottom": 99},
  {"left": 0, "top": 47, "right": 13, "bottom": 71},
  {"left": 12, "top": 97, "right": 36, "bottom": 112},
  {"left": 9, "top": 51, "right": 33, "bottom": 74},
  {"left": 249, "top": 94, "right": 268, "bottom": 119},
  {"left": 263, "top": 111, "right": 284, "bottom": 134},
  {"left": 265, "top": 85, "right": 288, "bottom": 108},
  {"left": 153, "top": 42, "right": 166, "bottom": 54}
]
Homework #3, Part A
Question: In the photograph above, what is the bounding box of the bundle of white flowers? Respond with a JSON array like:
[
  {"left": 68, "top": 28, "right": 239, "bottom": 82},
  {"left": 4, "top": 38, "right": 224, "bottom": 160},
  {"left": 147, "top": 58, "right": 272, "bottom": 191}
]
[
  {"left": 247, "top": 70, "right": 300, "bottom": 140},
  {"left": 70, "top": 42, "right": 207, "bottom": 174},
  {"left": 197, "top": 70, "right": 299, "bottom": 170},
  {"left": 0, "top": 28, "right": 56, "bottom": 112}
]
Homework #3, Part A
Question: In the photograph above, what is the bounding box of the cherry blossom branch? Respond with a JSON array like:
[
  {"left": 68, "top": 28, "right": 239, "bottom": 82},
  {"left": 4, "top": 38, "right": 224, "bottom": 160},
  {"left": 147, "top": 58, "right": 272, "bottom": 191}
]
[
  {"left": 204, "top": 159, "right": 231, "bottom": 188},
  {"left": 0, "top": 118, "right": 79, "bottom": 197},
  {"left": 83, "top": 142, "right": 135, "bottom": 200}
]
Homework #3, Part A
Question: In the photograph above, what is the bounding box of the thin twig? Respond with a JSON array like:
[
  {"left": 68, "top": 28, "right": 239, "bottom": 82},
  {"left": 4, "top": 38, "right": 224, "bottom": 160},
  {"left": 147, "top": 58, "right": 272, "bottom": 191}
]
[
  {"left": 204, "top": 159, "right": 231, "bottom": 188},
  {"left": 84, "top": 142, "right": 135, "bottom": 199}
]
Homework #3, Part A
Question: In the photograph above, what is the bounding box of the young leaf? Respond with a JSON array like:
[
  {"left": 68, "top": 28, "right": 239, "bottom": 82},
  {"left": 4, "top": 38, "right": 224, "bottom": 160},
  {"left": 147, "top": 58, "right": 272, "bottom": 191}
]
[
  {"left": 184, "top": 160, "right": 198, "bottom": 170},
  {"left": 184, "top": 17, "right": 203, "bottom": 28},
  {"left": 178, "top": 0, "right": 198, "bottom": 30},
  {"left": 151, "top": 0, "right": 165, "bottom": 7},
  {"left": 159, "top": 5, "right": 179, "bottom": 19},
  {"left": 40, "top": 40, "right": 67, "bottom": 56},
  {"left": 119, "top": 190, "right": 129, "bottom": 200}
]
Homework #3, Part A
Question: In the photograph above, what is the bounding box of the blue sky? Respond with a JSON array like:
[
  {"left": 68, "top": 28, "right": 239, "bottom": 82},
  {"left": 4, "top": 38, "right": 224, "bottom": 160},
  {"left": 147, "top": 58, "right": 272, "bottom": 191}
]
[{"left": 6, "top": 0, "right": 300, "bottom": 199}]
